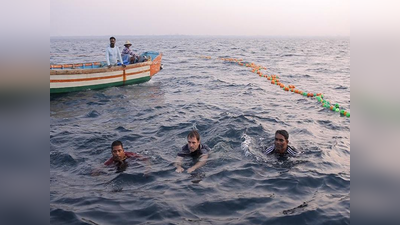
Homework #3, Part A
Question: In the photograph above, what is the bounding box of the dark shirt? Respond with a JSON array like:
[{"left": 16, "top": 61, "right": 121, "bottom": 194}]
[
  {"left": 177, "top": 144, "right": 210, "bottom": 158},
  {"left": 264, "top": 145, "right": 298, "bottom": 157}
]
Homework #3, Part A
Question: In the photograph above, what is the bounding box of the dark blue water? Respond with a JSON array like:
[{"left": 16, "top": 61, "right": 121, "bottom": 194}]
[{"left": 50, "top": 36, "right": 350, "bottom": 224}]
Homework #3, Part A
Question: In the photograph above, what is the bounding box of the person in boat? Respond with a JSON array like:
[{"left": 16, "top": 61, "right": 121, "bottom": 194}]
[
  {"left": 175, "top": 130, "right": 210, "bottom": 173},
  {"left": 264, "top": 130, "right": 298, "bottom": 157},
  {"left": 104, "top": 140, "right": 150, "bottom": 173},
  {"left": 121, "top": 40, "right": 138, "bottom": 65},
  {"left": 106, "top": 37, "right": 126, "bottom": 68}
]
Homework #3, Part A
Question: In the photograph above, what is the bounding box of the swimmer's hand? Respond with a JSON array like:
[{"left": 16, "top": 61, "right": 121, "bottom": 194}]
[
  {"left": 91, "top": 167, "right": 103, "bottom": 176},
  {"left": 187, "top": 167, "right": 196, "bottom": 173},
  {"left": 175, "top": 167, "right": 184, "bottom": 173},
  {"left": 91, "top": 170, "right": 100, "bottom": 176},
  {"left": 144, "top": 168, "right": 150, "bottom": 177},
  {"left": 143, "top": 160, "right": 151, "bottom": 177}
]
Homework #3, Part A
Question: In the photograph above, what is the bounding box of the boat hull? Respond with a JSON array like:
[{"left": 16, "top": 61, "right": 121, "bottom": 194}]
[{"left": 50, "top": 52, "right": 162, "bottom": 94}]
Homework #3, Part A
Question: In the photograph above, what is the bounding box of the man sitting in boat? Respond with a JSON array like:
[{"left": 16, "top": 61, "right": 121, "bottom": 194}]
[
  {"left": 264, "top": 130, "right": 298, "bottom": 157},
  {"left": 121, "top": 40, "right": 138, "bottom": 65},
  {"left": 104, "top": 140, "right": 150, "bottom": 174},
  {"left": 175, "top": 130, "right": 210, "bottom": 173},
  {"left": 105, "top": 37, "right": 126, "bottom": 68}
]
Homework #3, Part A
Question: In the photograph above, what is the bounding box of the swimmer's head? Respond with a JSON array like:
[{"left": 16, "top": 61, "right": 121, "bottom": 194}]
[
  {"left": 111, "top": 140, "right": 126, "bottom": 161},
  {"left": 274, "top": 130, "right": 289, "bottom": 154},
  {"left": 187, "top": 130, "right": 200, "bottom": 152}
]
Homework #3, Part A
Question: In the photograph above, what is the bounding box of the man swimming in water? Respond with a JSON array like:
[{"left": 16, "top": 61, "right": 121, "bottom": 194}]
[
  {"left": 175, "top": 130, "right": 210, "bottom": 173},
  {"left": 264, "top": 130, "right": 298, "bottom": 156},
  {"left": 104, "top": 140, "right": 150, "bottom": 173}
]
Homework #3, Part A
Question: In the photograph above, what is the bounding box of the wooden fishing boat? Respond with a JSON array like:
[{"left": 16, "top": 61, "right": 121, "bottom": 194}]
[{"left": 50, "top": 51, "right": 162, "bottom": 94}]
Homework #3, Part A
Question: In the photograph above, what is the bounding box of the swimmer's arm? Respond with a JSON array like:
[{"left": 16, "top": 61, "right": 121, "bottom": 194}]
[
  {"left": 91, "top": 164, "right": 106, "bottom": 176},
  {"left": 175, "top": 156, "right": 184, "bottom": 173},
  {"left": 187, "top": 154, "right": 208, "bottom": 173},
  {"left": 144, "top": 158, "right": 151, "bottom": 176}
]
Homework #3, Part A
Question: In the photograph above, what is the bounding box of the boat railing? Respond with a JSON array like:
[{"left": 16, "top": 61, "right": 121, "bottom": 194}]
[
  {"left": 50, "top": 62, "right": 104, "bottom": 70},
  {"left": 50, "top": 52, "right": 160, "bottom": 70}
]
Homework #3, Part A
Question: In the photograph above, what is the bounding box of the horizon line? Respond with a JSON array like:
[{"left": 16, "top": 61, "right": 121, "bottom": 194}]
[{"left": 50, "top": 34, "right": 350, "bottom": 38}]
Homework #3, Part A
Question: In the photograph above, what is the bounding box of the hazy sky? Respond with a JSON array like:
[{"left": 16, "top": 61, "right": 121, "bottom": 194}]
[{"left": 51, "top": 0, "right": 349, "bottom": 37}]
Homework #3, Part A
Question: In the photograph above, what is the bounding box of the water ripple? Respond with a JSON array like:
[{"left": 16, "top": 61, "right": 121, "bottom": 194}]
[{"left": 50, "top": 37, "right": 350, "bottom": 224}]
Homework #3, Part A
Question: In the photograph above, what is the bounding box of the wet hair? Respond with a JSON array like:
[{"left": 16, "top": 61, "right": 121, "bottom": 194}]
[
  {"left": 111, "top": 140, "right": 123, "bottom": 150},
  {"left": 109, "top": 36, "right": 116, "bottom": 40},
  {"left": 187, "top": 130, "right": 200, "bottom": 141},
  {"left": 275, "top": 130, "right": 289, "bottom": 140}
]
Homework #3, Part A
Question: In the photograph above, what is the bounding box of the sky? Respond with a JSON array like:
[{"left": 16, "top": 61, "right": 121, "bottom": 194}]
[{"left": 51, "top": 0, "right": 349, "bottom": 37}]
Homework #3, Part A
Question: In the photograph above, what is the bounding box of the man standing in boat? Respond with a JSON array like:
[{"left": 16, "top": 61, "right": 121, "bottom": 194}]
[
  {"left": 175, "top": 130, "right": 210, "bottom": 173},
  {"left": 106, "top": 37, "right": 126, "bottom": 68}
]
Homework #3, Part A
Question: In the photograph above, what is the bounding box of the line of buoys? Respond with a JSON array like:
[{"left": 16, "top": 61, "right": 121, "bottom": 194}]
[
  {"left": 201, "top": 56, "right": 350, "bottom": 118},
  {"left": 199, "top": 56, "right": 212, "bottom": 59}
]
